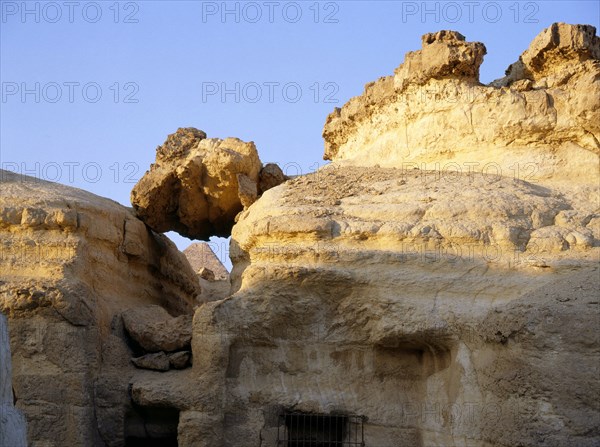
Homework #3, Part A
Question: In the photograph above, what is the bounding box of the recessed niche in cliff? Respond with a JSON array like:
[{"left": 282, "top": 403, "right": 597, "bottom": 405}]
[
  {"left": 374, "top": 344, "right": 452, "bottom": 379},
  {"left": 277, "top": 412, "right": 365, "bottom": 446},
  {"left": 124, "top": 405, "right": 179, "bottom": 447}
]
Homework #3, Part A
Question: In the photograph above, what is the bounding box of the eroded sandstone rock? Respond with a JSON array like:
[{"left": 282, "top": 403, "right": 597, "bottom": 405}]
[
  {"left": 0, "top": 313, "right": 27, "bottom": 447},
  {"left": 131, "top": 128, "right": 287, "bottom": 240},
  {"left": 122, "top": 305, "right": 192, "bottom": 352},
  {"left": 323, "top": 23, "right": 600, "bottom": 194},
  {"left": 258, "top": 163, "right": 287, "bottom": 193},
  {"left": 394, "top": 30, "right": 487, "bottom": 91},
  {"left": 0, "top": 170, "right": 200, "bottom": 446},
  {"left": 132, "top": 352, "right": 170, "bottom": 371},
  {"left": 177, "top": 24, "right": 600, "bottom": 447},
  {"left": 168, "top": 351, "right": 191, "bottom": 369},
  {"left": 2, "top": 22, "right": 599, "bottom": 447},
  {"left": 186, "top": 161, "right": 599, "bottom": 447},
  {"left": 495, "top": 22, "right": 600, "bottom": 86},
  {"left": 131, "top": 351, "right": 191, "bottom": 371}
]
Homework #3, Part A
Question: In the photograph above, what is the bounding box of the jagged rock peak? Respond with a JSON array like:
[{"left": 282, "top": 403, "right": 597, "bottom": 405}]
[
  {"left": 394, "top": 28, "right": 487, "bottom": 90},
  {"left": 422, "top": 30, "right": 466, "bottom": 44},
  {"left": 156, "top": 127, "right": 207, "bottom": 161},
  {"left": 322, "top": 23, "right": 599, "bottom": 190},
  {"left": 494, "top": 22, "right": 599, "bottom": 86}
]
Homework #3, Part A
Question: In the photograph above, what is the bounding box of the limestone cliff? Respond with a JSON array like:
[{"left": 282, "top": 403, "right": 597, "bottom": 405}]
[
  {"left": 192, "top": 164, "right": 598, "bottom": 446},
  {"left": 182, "top": 23, "right": 599, "bottom": 447},
  {"left": 0, "top": 313, "right": 27, "bottom": 447},
  {"left": 322, "top": 23, "right": 599, "bottom": 196}
]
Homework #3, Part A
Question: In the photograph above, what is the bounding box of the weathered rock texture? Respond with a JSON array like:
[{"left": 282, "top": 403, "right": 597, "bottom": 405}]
[
  {"left": 1, "top": 312, "right": 28, "bottom": 447},
  {"left": 2, "top": 22, "right": 599, "bottom": 447},
  {"left": 184, "top": 165, "right": 598, "bottom": 447},
  {"left": 163, "top": 23, "right": 597, "bottom": 447},
  {"left": 131, "top": 352, "right": 170, "bottom": 371},
  {"left": 322, "top": 23, "right": 599, "bottom": 194},
  {"left": 131, "top": 128, "right": 287, "bottom": 240},
  {"left": 0, "top": 170, "right": 201, "bottom": 446},
  {"left": 494, "top": 22, "right": 600, "bottom": 86},
  {"left": 122, "top": 305, "right": 192, "bottom": 353}
]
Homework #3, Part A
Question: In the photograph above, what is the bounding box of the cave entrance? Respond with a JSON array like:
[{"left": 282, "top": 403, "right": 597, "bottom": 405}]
[
  {"left": 277, "top": 412, "right": 365, "bottom": 446},
  {"left": 124, "top": 405, "right": 179, "bottom": 447}
]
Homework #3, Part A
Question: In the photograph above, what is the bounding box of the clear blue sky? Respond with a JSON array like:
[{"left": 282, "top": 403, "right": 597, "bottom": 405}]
[{"left": 1, "top": 1, "right": 598, "bottom": 268}]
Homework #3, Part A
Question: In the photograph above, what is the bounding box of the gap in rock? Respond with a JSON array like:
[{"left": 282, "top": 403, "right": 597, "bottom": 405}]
[{"left": 124, "top": 405, "right": 179, "bottom": 447}]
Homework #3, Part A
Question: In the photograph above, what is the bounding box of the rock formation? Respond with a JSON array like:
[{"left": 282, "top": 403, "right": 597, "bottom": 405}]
[
  {"left": 182, "top": 23, "right": 598, "bottom": 446},
  {"left": 122, "top": 305, "right": 192, "bottom": 353},
  {"left": 191, "top": 166, "right": 598, "bottom": 446},
  {"left": 131, "top": 128, "right": 287, "bottom": 240},
  {"left": 0, "top": 312, "right": 28, "bottom": 447},
  {"left": 0, "top": 169, "right": 202, "bottom": 445},
  {"left": 322, "top": 23, "right": 599, "bottom": 195},
  {"left": 0, "top": 22, "right": 598, "bottom": 447},
  {"left": 493, "top": 22, "right": 600, "bottom": 86}
]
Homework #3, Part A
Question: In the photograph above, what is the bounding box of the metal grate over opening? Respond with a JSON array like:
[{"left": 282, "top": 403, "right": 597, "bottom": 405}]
[{"left": 276, "top": 412, "right": 365, "bottom": 446}]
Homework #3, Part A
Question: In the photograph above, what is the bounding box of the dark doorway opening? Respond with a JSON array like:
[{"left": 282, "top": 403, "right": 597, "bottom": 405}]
[
  {"left": 124, "top": 405, "right": 179, "bottom": 447},
  {"left": 125, "top": 437, "right": 177, "bottom": 447},
  {"left": 277, "top": 412, "right": 365, "bottom": 446}
]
